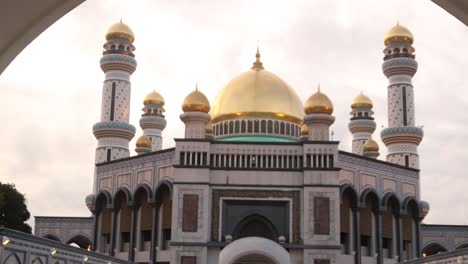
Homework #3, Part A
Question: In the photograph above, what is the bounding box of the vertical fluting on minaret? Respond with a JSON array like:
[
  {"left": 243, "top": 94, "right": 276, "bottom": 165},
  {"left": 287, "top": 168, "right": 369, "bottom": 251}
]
[
  {"left": 92, "top": 21, "right": 137, "bottom": 163},
  {"left": 140, "top": 90, "right": 167, "bottom": 151},
  {"left": 348, "top": 92, "right": 376, "bottom": 155},
  {"left": 381, "top": 23, "right": 423, "bottom": 168},
  {"left": 303, "top": 86, "right": 335, "bottom": 141}
]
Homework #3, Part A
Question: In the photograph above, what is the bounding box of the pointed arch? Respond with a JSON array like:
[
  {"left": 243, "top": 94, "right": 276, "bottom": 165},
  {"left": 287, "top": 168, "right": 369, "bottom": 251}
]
[
  {"left": 422, "top": 242, "right": 447, "bottom": 256},
  {"left": 340, "top": 184, "right": 358, "bottom": 208},
  {"left": 359, "top": 187, "right": 380, "bottom": 207},
  {"left": 456, "top": 242, "right": 468, "bottom": 250},
  {"left": 232, "top": 214, "right": 279, "bottom": 241},
  {"left": 31, "top": 257, "right": 44, "bottom": 264},
  {"left": 134, "top": 183, "right": 153, "bottom": 204},
  {"left": 95, "top": 190, "right": 112, "bottom": 212},
  {"left": 155, "top": 180, "right": 173, "bottom": 201},
  {"left": 114, "top": 187, "right": 132, "bottom": 206},
  {"left": 402, "top": 196, "right": 420, "bottom": 218},
  {"left": 381, "top": 191, "right": 401, "bottom": 210}
]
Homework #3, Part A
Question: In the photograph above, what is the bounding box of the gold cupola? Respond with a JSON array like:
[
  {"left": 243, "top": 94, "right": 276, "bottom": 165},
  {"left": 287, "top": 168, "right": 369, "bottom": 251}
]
[
  {"left": 301, "top": 124, "right": 309, "bottom": 136},
  {"left": 136, "top": 135, "right": 151, "bottom": 148},
  {"left": 106, "top": 20, "right": 135, "bottom": 43},
  {"left": 144, "top": 90, "right": 165, "bottom": 106},
  {"left": 182, "top": 84, "right": 211, "bottom": 113},
  {"left": 210, "top": 47, "right": 304, "bottom": 124},
  {"left": 351, "top": 91, "right": 373, "bottom": 109},
  {"left": 384, "top": 22, "right": 413, "bottom": 46},
  {"left": 304, "top": 86, "right": 334, "bottom": 115},
  {"left": 363, "top": 138, "right": 379, "bottom": 152}
]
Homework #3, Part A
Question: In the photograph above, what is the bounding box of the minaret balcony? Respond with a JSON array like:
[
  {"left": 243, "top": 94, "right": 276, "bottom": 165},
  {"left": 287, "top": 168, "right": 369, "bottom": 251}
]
[
  {"left": 92, "top": 121, "right": 136, "bottom": 140},
  {"left": 380, "top": 126, "right": 423, "bottom": 146},
  {"left": 100, "top": 53, "right": 137, "bottom": 73},
  {"left": 348, "top": 119, "right": 376, "bottom": 134},
  {"left": 382, "top": 57, "right": 417, "bottom": 77},
  {"left": 140, "top": 116, "right": 167, "bottom": 130}
]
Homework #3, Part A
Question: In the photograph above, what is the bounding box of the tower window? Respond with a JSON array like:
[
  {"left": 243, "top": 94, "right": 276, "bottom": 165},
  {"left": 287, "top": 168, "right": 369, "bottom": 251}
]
[
  {"left": 107, "top": 149, "right": 111, "bottom": 162},
  {"left": 405, "top": 155, "right": 409, "bottom": 167},
  {"left": 110, "top": 82, "right": 116, "bottom": 121}
]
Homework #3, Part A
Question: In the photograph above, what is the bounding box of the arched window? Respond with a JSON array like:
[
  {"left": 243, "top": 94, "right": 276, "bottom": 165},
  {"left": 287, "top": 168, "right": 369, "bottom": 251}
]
[
  {"left": 280, "top": 122, "right": 285, "bottom": 134},
  {"left": 403, "top": 48, "right": 408, "bottom": 53},
  {"left": 248, "top": 120, "right": 253, "bottom": 133},
  {"left": 134, "top": 187, "right": 153, "bottom": 251},
  {"left": 274, "top": 121, "right": 279, "bottom": 134},
  {"left": 241, "top": 120, "right": 246, "bottom": 133},
  {"left": 261, "top": 120, "right": 266, "bottom": 133},
  {"left": 286, "top": 123, "right": 290, "bottom": 135},
  {"left": 232, "top": 214, "right": 279, "bottom": 241},
  {"left": 267, "top": 120, "right": 273, "bottom": 134},
  {"left": 115, "top": 191, "right": 131, "bottom": 253},
  {"left": 235, "top": 120, "right": 240, "bottom": 133},
  {"left": 254, "top": 120, "right": 259, "bottom": 133},
  {"left": 364, "top": 112, "right": 369, "bottom": 117},
  {"left": 220, "top": 123, "right": 224, "bottom": 135},
  {"left": 340, "top": 188, "right": 357, "bottom": 255},
  {"left": 118, "top": 45, "right": 124, "bottom": 50},
  {"left": 229, "top": 121, "right": 234, "bottom": 134},
  {"left": 393, "top": 48, "right": 400, "bottom": 54},
  {"left": 111, "top": 45, "right": 116, "bottom": 50},
  {"left": 422, "top": 243, "right": 447, "bottom": 257},
  {"left": 224, "top": 122, "right": 228, "bottom": 135},
  {"left": 359, "top": 191, "right": 379, "bottom": 257},
  {"left": 358, "top": 112, "right": 362, "bottom": 117}
]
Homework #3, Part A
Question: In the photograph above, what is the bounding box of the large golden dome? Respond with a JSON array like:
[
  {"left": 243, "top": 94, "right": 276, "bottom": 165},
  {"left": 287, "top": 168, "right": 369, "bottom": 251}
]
[
  {"left": 304, "top": 86, "right": 333, "bottom": 115},
  {"left": 211, "top": 51, "right": 303, "bottom": 124},
  {"left": 351, "top": 91, "right": 373, "bottom": 109},
  {"left": 384, "top": 23, "right": 413, "bottom": 46},
  {"left": 182, "top": 85, "right": 211, "bottom": 113},
  {"left": 144, "top": 90, "right": 164, "bottom": 105},
  {"left": 106, "top": 20, "right": 135, "bottom": 43}
]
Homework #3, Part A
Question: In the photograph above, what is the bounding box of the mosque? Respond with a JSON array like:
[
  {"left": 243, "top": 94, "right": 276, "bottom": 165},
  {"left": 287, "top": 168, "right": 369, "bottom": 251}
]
[{"left": 32, "top": 21, "right": 468, "bottom": 264}]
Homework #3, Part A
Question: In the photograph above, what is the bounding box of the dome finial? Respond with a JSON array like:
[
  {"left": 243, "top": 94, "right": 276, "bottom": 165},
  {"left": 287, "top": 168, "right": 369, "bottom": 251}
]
[
  {"left": 252, "top": 41, "right": 264, "bottom": 70},
  {"left": 120, "top": 17, "right": 123, "bottom": 23},
  {"left": 317, "top": 83, "right": 321, "bottom": 92},
  {"left": 196, "top": 82, "right": 199, "bottom": 91}
]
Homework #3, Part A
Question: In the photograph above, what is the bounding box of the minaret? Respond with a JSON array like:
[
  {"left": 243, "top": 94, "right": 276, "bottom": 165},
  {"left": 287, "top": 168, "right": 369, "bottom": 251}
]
[
  {"left": 180, "top": 84, "right": 211, "bottom": 139},
  {"left": 381, "top": 23, "right": 423, "bottom": 168},
  {"left": 92, "top": 21, "right": 137, "bottom": 163},
  {"left": 303, "top": 85, "right": 335, "bottom": 141},
  {"left": 140, "top": 90, "right": 167, "bottom": 151},
  {"left": 348, "top": 91, "right": 376, "bottom": 154}
]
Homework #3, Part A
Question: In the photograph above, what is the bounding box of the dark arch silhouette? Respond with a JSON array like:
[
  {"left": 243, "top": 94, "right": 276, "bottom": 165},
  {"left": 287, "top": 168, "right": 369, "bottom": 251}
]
[
  {"left": 66, "top": 234, "right": 92, "bottom": 249},
  {"left": 43, "top": 234, "right": 61, "bottom": 242},
  {"left": 232, "top": 214, "right": 279, "bottom": 241},
  {"left": 341, "top": 184, "right": 358, "bottom": 208},
  {"left": 234, "top": 253, "right": 275, "bottom": 264},
  {"left": 31, "top": 257, "right": 44, "bottom": 264},
  {"left": 422, "top": 242, "right": 448, "bottom": 256},
  {"left": 381, "top": 192, "right": 401, "bottom": 210},
  {"left": 457, "top": 243, "right": 468, "bottom": 250}
]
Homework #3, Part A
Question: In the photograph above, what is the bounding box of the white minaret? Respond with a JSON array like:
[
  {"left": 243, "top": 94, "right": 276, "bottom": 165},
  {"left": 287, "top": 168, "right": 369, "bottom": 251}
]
[
  {"left": 140, "top": 90, "right": 167, "bottom": 151},
  {"left": 381, "top": 23, "right": 423, "bottom": 169},
  {"left": 180, "top": 84, "right": 211, "bottom": 139},
  {"left": 303, "top": 86, "right": 335, "bottom": 141},
  {"left": 348, "top": 92, "right": 376, "bottom": 154},
  {"left": 92, "top": 21, "right": 137, "bottom": 163}
]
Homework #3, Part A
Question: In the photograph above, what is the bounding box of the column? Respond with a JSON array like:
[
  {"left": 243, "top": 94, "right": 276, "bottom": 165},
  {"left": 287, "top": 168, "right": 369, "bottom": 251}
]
[
  {"left": 150, "top": 202, "right": 159, "bottom": 264},
  {"left": 110, "top": 208, "right": 117, "bottom": 256},
  {"left": 396, "top": 213, "right": 402, "bottom": 262},
  {"left": 376, "top": 211, "right": 383, "bottom": 264},
  {"left": 92, "top": 213, "right": 99, "bottom": 251},
  {"left": 352, "top": 208, "right": 361, "bottom": 264},
  {"left": 414, "top": 219, "right": 421, "bottom": 258},
  {"left": 129, "top": 204, "right": 137, "bottom": 261}
]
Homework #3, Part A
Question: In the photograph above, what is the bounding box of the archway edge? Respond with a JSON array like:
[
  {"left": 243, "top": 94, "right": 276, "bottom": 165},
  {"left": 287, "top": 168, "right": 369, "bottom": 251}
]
[{"left": 219, "top": 236, "right": 290, "bottom": 264}]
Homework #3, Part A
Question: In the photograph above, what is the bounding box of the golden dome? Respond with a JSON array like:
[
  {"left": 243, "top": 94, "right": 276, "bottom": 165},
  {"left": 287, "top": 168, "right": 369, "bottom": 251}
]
[
  {"left": 304, "top": 86, "right": 333, "bottom": 115},
  {"left": 363, "top": 139, "right": 379, "bottom": 152},
  {"left": 384, "top": 23, "right": 413, "bottom": 46},
  {"left": 136, "top": 135, "right": 151, "bottom": 148},
  {"left": 106, "top": 20, "right": 135, "bottom": 43},
  {"left": 144, "top": 90, "right": 164, "bottom": 105},
  {"left": 211, "top": 49, "right": 303, "bottom": 124},
  {"left": 351, "top": 91, "right": 373, "bottom": 109},
  {"left": 182, "top": 85, "right": 211, "bottom": 113},
  {"left": 301, "top": 124, "right": 309, "bottom": 136}
]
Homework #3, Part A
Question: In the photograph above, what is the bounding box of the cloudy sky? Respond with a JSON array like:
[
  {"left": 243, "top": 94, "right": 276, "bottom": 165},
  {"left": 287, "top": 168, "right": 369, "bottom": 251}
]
[{"left": 1, "top": 0, "right": 467, "bottom": 228}]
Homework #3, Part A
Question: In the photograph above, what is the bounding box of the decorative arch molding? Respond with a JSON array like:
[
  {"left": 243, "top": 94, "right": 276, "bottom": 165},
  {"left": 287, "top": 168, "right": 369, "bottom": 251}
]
[
  {"left": 219, "top": 237, "right": 290, "bottom": 264},
  {"left": 340, "top": 183, "right": 358, "bottom": 208},
  {"left": 155, "top": 179, "right": 173, "bottom": 202},
  {"left": 381, "top": 191, "right": 401, "bottom": 209},
  {"left": 455, "top": 242, "right": 468, "bottom": 250},
  {"left": 43, "top": 233, "right": 62, "bottom": 242},
  {"left": 232, "top": 214, "right": 279, "bottom": 241},
  {"left": 114, "top": 187, "right": 132, "bottom": 207},
  {"left": 95, "top": 189, "right": 113, "bottom": 210},
  {"left": 359, "top": 187, "right": 380, "bottom": 205},
  {"left": 402, "top": 195, "right": 421, "bottom": 218},
  {"left": 31, "top": 256, "right": 45, "bottom": 264},
  {"left": 134, "top": 183, "right": 153, "bottom": 203}
]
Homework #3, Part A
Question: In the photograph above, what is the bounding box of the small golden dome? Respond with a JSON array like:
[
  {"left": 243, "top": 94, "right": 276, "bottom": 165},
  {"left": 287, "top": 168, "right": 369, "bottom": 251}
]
[
  {"left": 351, "top": 91, "right": 373, "bottom": 109},
  {"left": 182, "top": 85, "right": 211, "bottom": 113},
  {"left": 106, "top": 20, "right": 135, "bottom": 43},
  {"left": 304, "top": 86, "right": 333, "bottom": 115},
  {"left": 384, "top": 23, "right": 413, "bottom": 46},
  {"left": 136, "top": 135, "right": 151, "bottom": 148},
  {"left": 144, "top": 90, "right": 164, "bottom": 105},
  {"left": 301, "top": 124, "right": 309, "bottom": 135},
  {"left": 363, "top": 139, "right": 379, "bottom": 152}
]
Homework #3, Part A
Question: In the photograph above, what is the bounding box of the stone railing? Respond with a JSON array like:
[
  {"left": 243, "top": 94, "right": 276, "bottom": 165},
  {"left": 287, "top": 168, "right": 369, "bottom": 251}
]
[
  {"left": 0, "top": 228, "right": 131, "bottom": 264},
  {"left": 401, "top": 248, "right": 468, "bottom": 264}
]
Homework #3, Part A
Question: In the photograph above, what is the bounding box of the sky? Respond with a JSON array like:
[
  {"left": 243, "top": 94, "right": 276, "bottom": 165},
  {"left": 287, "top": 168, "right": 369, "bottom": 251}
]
[{"left": 0, "top": 0, "right": 468, "bottom": 228}]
